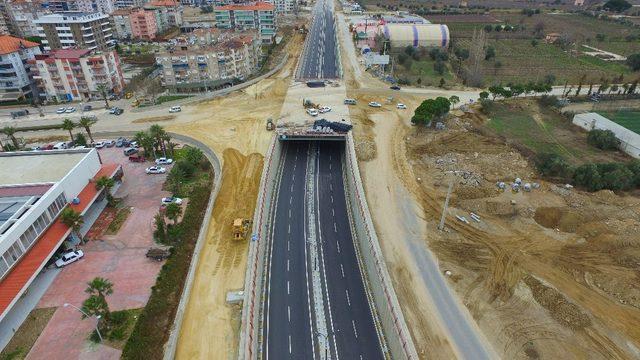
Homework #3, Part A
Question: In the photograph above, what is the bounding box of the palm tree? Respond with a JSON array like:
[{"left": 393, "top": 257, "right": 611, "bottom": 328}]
[
  {"left": 85, "top": 277, "right": 114, "bottom": 299},
  {"left": 165, "top": 203, "right": 182, "bottom": 225},
  {"left": 82, "top": 277, "right": 113, "bottom": 327},
  {"left": 96, "top": 83, "right": 109, "bottom": 108},
  {"left": 1, "top": 126, "right": 19, "bottom": 149},
  {"left": 60, "top": 207, "right": 84, "bottom": 242},
  {"left": 134, "top": 131, "right": 155, "bottom": 159},
  {"left": 149, "top": 124, "right": 167, "bottom": 157},
  {"left": 62, "top": 119, "right": 75, "bottom": 142},
  {"left": 95, "top": 176, "right": 115, "bottom": 205},
  {"left": 79, "top": 117, "right": 95, "bottom": 143}
]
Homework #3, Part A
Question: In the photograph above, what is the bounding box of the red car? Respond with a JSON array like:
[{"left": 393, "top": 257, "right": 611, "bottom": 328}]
[{"left": 129, "top": 155, "right": 145, "bottom": 162}]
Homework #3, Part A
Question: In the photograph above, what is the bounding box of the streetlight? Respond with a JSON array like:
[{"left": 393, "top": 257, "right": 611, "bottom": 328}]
[{"left": 63, "top": 303, "right": 103, "bottom": 342}]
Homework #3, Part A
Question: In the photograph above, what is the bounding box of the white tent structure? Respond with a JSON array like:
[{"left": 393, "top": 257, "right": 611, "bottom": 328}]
[{"left": 379, "top": 23, "right": 450, "bottom": 48}]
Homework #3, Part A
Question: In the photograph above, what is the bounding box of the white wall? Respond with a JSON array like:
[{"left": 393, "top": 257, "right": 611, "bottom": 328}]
[{"left": 573, "top": 112, "right": 640, "bottom": 159}]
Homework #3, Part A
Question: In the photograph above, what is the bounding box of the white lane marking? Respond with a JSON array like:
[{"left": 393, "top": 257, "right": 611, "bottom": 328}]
[
  {"left": 331, "top": 208, "right": 335, "bottom": 217},
  {"left": 292, "top": 173, "right": 295, "bottom": 181},
  {"left": 288, "top": 305, "right": 291, "bottom": 322},
  {"left": 290, "top": 196, "right": 292, "bottom": 204},
  {"left": 289, "top": 209, "right": 292, "bottom": 218},
  {"left": 287, "top": 240, "right": 290, "bottom": 252},
  {"left": 345, "top": 289, "right": 351, "bottom": 307},
  {"left": 329, "top": 163, "right": 332, "bottom": 170},
  {"left": 288, "top": 280, "right": 290, "bottom": 295},
  {"left": 337, "top": 241, "right": 340, "bottom": 253},
  {"left": 333, "top": 222, "right": 337, "bottom": 233},
  {"left": 330, "top": 183, "right": 332, "bottom": 191},
  {"left": 290, "top": 184, "right": 294, "bottom": 192},
  {"left": 340, "top": 264, "right": 345, "bottom": 278},
  {"left": 288, "top": 224, "right": 291, "bottom": 234},
  {"left": 289, "top": 335, "right": 292, "bottom": 354},
  {"left": 352, "top": 320, "right": 358, "bottom": 339},
  {"left": 330, "top": 195, "right": 333, "bottom": 203}
]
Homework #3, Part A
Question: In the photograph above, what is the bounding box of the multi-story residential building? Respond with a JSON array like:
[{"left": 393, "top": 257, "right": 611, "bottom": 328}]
[
  {"left": 130, "top": 7, "right": 158, "bottom": 40},
  {"left": 0, "top": 35, "right": 41, "bottom": 102},
  {"left": 34, "top": 12, "right": 115, "bottom": 52},
  {"left": 214, "top": 2, "right": 276, "bottom": 44},
  {"left": 144, "top": 0, "right": 182, "bottom": 34},
  {"left": 29, "top": 48, "right": 125, "bottom": 101},
  {"left": 4, "top": 0, "right": 51, "bottom": 38},
  {"left": 111, "top": 8, "right": 133, "bottom": 39},
  {"left": 48, "top": 0, "right": 115, "bottom": 14},
  {"left": 156, "top": 33, "right": 261, "bottom": 92},
  {"left": 113, "top": 0, "right": 146, "bottom": 9},
  {"left": 214, "top": 0, "right": 295, "bottom": 14},
  {"left": 0, "top": 2, "right": 10, "bottom": 35}
]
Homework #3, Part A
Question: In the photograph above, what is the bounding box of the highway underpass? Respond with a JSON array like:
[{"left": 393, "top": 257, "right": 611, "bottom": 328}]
[{"left": 262, "top": 138, "right": 384, "bottom": 359}]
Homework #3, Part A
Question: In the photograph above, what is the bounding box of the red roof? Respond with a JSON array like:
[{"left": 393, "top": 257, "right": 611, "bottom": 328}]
[
  {"left": 48, "top": 48, "right": 93, "bottom": 59},
  {"left": 0, "top": 35, "right": 40, "bottom": 55},
  {"left": 0, "top": 184, "right": 52, "bottom": 198},
  {"left": 0, "top": 164, "right": 120, "bottom": 320},
  {"left": 147, "top": 0, "right": 178, "bottom": 6},
  {"left": 216, "top": 1, "right": 274, "bottom": 11}
]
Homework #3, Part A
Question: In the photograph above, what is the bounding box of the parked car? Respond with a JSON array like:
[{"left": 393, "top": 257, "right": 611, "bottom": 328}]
[
  {"left": 390, "top": 85, "right": 401, "bottom": 90},
  {"left": 40, "top": 144, "right": 54, "bottom": 150},
  {"left": 155, "top": 157, "right": 173, "bottom": 165},
  {"left": 105, "top": 140, "right": 116, "bottom": 147},
  {"left": 169, "top": 106, "right": 182, "bottom": 113},
  {"left": 368, "top": 102, "right": 382, "bottom": 108},
  {"left": 129, "top": 155, "right": 145, "bottom": 162},
  {"left": 94, "top": 141, "right": 106, "bottom": 149},
  {"left": 129, "top": 141, "right": 138, "bottom": 148},
  {"left": 161, "top": 197, "right": 183, "bottom": 205},
  {"left": 53, "top": 142, "right": 68, "bottom": 150},
  {"left": 344, "top": 98, "right": 357, "bottom": 105},
  {"left": 82, "top": 105, "right": 92, "bottom": 112},
  {"left": 55, "top": 249, "right": 84, "bottom": 268},
  {"left": 124, "top": 147, "right": 138, "bottom": 156},
  {"left": 56, "top": 107, "right": 66, "bottom": 114},
  {"left": 318, "top": 106, "right": 331, "bottom": 114},
  {"left": 65, "top": 107, "right": 76, "bottom": 113},
  {"left": 396, "top": 103, "right": 407, "bottom": 109},
  {"left": 116, "top": 137, "right": 128, "bottom": 147},
  {"left": 145, "top": 166, "right": 166, "bottom": 174},
  {"left": 306, "top": 108, "right": 319, "bottom": 116},
  {"left": 10, "top": 109, "right": 29, "bottom": 119},
  {"left": 109, "top": 107, "right": 124, "bottom": 115}
]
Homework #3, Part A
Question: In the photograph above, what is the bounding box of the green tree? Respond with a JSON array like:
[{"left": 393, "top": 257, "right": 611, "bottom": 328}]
[
  {"left": 62, "top": 119, "right": 76, "bottom": 142},
  {"left": 2, "top": 126, "right": 20, "bottom": 149},
  {"left": 153, "top": 213, "right": 167, "bottom": 243},
  {"left": 184, "top": 146, "right": 204, "bottom": 166},
  {"left": 96, "top": 83, "right": 110, "bottom": 108},
  {"left": 531, "top": 39, "right": 539, "bottom": 47},
  {"left": 82, "top": 277, "right": 114, "bottom": 329},
  {"left": 86, "top": 277, "right": 114, "bottom": 299},
  {"left": 149, "top": 124, "right": 167, "bottom": 157},
  {"left": 573, "top": 164, "right": 603, "bottom": 191},
  {"left": 626, "top": 53, "right": 640, "bottom": 71},
  {"left": 485, "top": 46, "right": 496, "bottom": 60},
  {"left": 479, "top": 91, "right": 489, "bottom": 100},
  {"left": 79, "top": 117, "right": 95, "bottom": 143},
  {"left": 411, "top": 97, "right": 451, "bottom": 125},
  {"left": 75, "top": 133, "right": 87, "bottom": 147},
  {"left": 95, "top": 176, "right": 116, "bottom": 205},
  {"left": 60, "top": 207, "right": 84, "bottom": 242},
  {"left": 603, "top": 0, "right": 631, "bottom": 12},
  {"left": 587, "top": 129, "right": 619, "bottom": 150},
  {"left": 165, "top": 203, "right": 182, "bottom": 225},
  {"left": 433, "top": 59, "right": 446, "bottom": 75},
  {"left": 449, "top": 95, "right": 460, "bottom": 107},
  {"left": 535, "top": 153, "right": 569, "bottom": 177},
  {"left": 134, "top": 131, "right": 154, "bottom": 158}
]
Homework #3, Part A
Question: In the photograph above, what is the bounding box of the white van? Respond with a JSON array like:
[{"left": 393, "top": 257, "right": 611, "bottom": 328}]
[
  {"left": 344, "top": 98, "right": 357, "bottom": 105},
  {"left": 53, "top": 142, "right": 68, "bottom": 150}
]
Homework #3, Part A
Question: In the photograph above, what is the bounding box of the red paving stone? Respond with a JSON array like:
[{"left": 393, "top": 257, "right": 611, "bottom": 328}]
[
  {"left": 85, "top": 207, "right": 118, "bottom": 241},
  {"left": 28, "top": 147, "right": 172, "bottom": 359}
]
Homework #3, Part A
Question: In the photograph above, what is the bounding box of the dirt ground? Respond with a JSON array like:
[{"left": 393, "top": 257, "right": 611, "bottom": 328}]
[
  {"left": 395, "top": 108, "right": 640, "bottom": 359},
  {"left": 172, "top": 32, "right": 303, "bottom": 359},
  {"left": 0, "top": 307, "right": 55, "bottom": 359}
]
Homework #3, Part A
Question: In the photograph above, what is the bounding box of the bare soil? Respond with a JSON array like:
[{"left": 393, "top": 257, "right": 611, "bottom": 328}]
[{"left": 0, "top": 307, "right": 56, "bottom": 360}]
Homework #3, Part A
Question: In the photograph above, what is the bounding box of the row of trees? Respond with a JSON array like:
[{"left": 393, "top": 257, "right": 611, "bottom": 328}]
[
  {"left": 0, "top": 117, "right": 96, "bottom": 151},
  {"left": 411, "top": 96, "right": 453, "bottom": 126},
  {"left": 133, "top": 124, "right": 175, "bottom": 160},
  {"left": 486, "top": 83, "right": 554, "bottom": 100}
]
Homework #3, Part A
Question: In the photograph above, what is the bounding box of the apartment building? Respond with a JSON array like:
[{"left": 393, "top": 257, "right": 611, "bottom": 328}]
[
  {"left": 144, "top": 0, "right": 183, "bottom": 33},
  {"left": 29, "top": 48, "right": 125, "bottom": 101},
  {"left": 113, "top": 0, "right": 146, "bottom": 9},
  {"left": 0, "top": 2, "right": 10, "bottom": 35},
  {"left": 111, "top": 8, "right": 133, "bottom": 39},
  {"left": 214, "top": 2, "right": 276, "bottom": 44},
  {"left": 0, "top": 35, "right": 41, "bottom": 102},
  {"left": 48, "top": 0, "right": 115, "bottom": 14},
  {"left": 130, "top": 8, "right": 158, "bottom": 40},
  {"left": 4, "top": 0, "right": 50, "bottom": 38},
  {"left": 34, "top": 12, "right": 115, "bottom": 52},
  {"left": 212, "top": 0, "right": 296, "bottom": 14},
  {"left": 156, "top": 33, "right": 262, "bottom": 92}
]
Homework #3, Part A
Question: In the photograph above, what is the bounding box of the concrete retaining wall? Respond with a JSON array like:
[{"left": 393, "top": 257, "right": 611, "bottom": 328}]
[
  {"left": 342, "top": 133, "right": 418, "bottom": 359},
  {"left": 238, "top": 135, "right": 282, "bottom": 360}
]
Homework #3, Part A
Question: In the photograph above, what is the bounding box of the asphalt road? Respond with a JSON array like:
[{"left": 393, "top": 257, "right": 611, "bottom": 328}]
[
  {"left": 297, "top": 0, "right": 339, "bottom": 79},
  {"left": 263, "top": 141, "right": 383, "bottom": 359}
]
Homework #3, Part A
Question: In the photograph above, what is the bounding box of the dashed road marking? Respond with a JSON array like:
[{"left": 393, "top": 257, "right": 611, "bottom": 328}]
[
  {"left": 352, "top": 320, "right": 358, "bottom": 339},
  {"left": 287, "top": 259, "right": 290, "bottom": 272},
  {"left": 288, "top": 224, "right": 291, "bottom": 234},
  {"left": 340, "top": 264, "right": 345, "bottom": 278},
  {"left": 333, "top": 222, "right": 337, "bottom": 232},
  {"left": 287, "top": 280, "right": 290, "bottom": 295},
  {"left": 337, "top": 241, "right": 340, "bottom": 253},
  {"left": 289, "top": 335, "right": 292, "bottom": 354},
  {"left": 331, "top": 208, "right": 335, "bottom": 217},
  {"left": 288, "top": 305, "right": 291, "bottom": 322}
]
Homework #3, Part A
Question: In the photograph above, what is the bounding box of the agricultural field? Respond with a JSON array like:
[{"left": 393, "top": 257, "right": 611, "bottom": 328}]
[
  {"left": 597, "top": 110, "right": 640, "bottom": 134},
  {"left": 392, "top": 57, "right": 454, "bottom": 86}
]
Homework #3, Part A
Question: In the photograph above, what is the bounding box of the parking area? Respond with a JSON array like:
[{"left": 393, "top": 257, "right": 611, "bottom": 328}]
[{"left": 25, "top": 146, "right": 173, "bottom": 359}]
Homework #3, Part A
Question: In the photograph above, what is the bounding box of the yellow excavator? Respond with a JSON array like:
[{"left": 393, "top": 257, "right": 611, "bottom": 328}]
[{"left": 232, "top": 218, "right": 252, "bottom": 241}]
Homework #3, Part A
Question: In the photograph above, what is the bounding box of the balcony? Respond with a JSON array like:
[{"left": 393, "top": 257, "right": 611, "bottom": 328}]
[{"left": 83, "top": 32, "right": 94, "bottom": 38}]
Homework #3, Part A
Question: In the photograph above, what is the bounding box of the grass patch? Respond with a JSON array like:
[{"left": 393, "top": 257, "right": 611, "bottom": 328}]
[
  {"left": 0, "top": 307, "right": 56, "bottom": 360},
  {"left": 121, "top": 164, "right": 213, "bottom": 359},
  {"left": 155, "top": 95, "right": 192, "bottom": 105},
  {"left": 597, "top": 110, "right": 640, "bottom": 135},
  {"left": 90, "top": 308, "right": 142, "bottom": 350},
  {"left": 105, "top": 207, "right": 131, "bottom": 235},
  {"left": 131, "top": 115, "right": 176, "bottom": 124}
]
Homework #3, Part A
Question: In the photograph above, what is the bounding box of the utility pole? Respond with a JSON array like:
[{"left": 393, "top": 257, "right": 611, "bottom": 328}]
[{"left": 439, "top": 170, "right": 460, "bottom": 231}]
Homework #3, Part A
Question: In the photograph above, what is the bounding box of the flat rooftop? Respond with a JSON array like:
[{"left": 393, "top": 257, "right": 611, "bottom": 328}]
[{"left": 0, "top": 150, "right": 90, "bottom": 186}]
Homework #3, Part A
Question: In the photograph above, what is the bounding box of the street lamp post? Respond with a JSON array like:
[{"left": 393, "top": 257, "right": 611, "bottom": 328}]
[{"left": 63, "top": 303, "right": 103, "bottom": 342}]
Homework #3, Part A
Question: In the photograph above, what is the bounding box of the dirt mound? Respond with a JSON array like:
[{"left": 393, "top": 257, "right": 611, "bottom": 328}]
[{"left": 534, "top": 207, "right": 584, "bottom": 233}]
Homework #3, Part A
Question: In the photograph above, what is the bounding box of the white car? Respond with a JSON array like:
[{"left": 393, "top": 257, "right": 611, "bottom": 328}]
[
  {"left": 105, "top": 140, "right": 115, "bottom": 147},
  {"left": 318, "top": 106, "right": 331, "bottom": 114},
  {"left": 161, "top": 197, "right": 183, "bottom": 205},
  {"left": 146, "top": 166, "right": 166, "bottom": 174},
  {"left": 129, "top": 141, "right": 139, "bottom": 148},
  {"left": 94, "top": 141, "right": 106, "bottom": 149},
  {"left": 169, "top": 106, "right": 182, "bottom": 113},
  {"left": 368, "top": 102, "right": 382, "bottom": 108},
  {"left": 55, "top": 249, "right": 84, "bottom": 268},
  {"left": 56, "top": 107, "right": 66, "bottom": 114},
  {"left": 397, "top": 103, "right": 407, "bottom": 109},
  {"left": 65, "top": 107, "right": 76, "bottom": 113},
  {"left": 155, "top": 157, "right": 174, "bottom": 165},
  {"left": 306, "top": 108, "right": 319, "bottom": 116}
]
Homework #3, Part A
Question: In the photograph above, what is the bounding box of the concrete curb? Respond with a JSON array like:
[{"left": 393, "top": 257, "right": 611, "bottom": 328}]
[
  {"left": 131, "top": 54, "right": 289, "bottom": 113},
  {"left": 93, "top": 130, "right": 222, "bottom": 360},
  {"left": 343, "top": 133, "right": 418, "bottom": 359}
]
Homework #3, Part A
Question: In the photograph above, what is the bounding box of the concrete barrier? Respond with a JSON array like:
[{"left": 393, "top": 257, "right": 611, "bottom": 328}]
[
  {"left": 94, "top": 130, "right": 223, "bottom": 359},
  {"left": 342, "top": 133, "right": 418, "bottom": 359},
  {"left": 238, "top": 135, "right": 282, "bottom": 360}
]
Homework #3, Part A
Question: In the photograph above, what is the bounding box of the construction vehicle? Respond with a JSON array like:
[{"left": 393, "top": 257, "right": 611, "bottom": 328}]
[
  {"left": 125, "top": 92, "right": 134, "bottom": 99},
  {"left": 266, "top": 118, "right": 274, "bottom": 131},
  {"left": 232, "top": 218, "right": 252, "bottom": 241}
]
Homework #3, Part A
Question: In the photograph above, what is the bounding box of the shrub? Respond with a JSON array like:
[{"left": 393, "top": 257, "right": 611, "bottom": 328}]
[
  {"left": 538, "top": 95, "right": 559, "bottom": 108},
  {"left": 587, "top": 129, "right": 619, "bottom": 150},
  {"left": 535, "top": 153, "right": 570, "bottom": 178},
  {"left": 626, "top": 53, "right": 640, "bottom": 71},
  {"left": 573, "top": 163, "right": 603, "bottom": 191}
]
